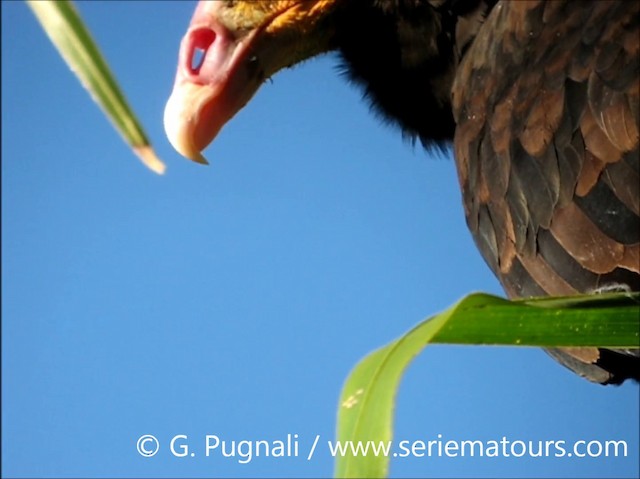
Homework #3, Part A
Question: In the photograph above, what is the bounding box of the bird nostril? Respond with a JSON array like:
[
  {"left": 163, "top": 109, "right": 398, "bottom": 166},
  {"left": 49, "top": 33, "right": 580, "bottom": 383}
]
[
  {"left": 191, "top": 47, "right": 207, "bottom": 72},
  {"left": 187, "top": 28, "right": 216, "bottom": 75}
]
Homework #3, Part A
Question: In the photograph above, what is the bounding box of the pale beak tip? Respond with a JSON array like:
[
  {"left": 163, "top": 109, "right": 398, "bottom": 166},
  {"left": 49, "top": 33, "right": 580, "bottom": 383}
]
[{"left": 164, "top": 87, "right": 211, "bottom": 166}]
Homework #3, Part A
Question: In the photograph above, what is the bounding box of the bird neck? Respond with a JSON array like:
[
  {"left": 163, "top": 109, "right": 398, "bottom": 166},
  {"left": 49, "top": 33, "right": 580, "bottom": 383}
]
[{"left": 334, "top": 0, "right": 496, "bottom": 150}]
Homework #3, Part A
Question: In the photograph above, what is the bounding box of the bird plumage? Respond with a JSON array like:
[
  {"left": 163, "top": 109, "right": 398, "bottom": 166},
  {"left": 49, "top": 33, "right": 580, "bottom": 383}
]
[
  {"left": 451, "top": 0, "right": 639, "bottom": 384},
  {"left": 165, "top": 0, "right": 639, "bottom": 384}
]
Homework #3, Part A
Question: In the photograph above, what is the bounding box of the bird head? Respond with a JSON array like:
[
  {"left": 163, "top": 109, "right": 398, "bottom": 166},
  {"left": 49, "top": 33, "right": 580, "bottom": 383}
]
[{"left": 164, "top": 0, "right": 341, "bottom": 164}]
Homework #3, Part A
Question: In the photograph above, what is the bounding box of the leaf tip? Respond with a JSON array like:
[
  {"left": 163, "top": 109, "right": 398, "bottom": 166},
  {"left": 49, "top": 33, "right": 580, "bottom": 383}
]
[{"left": 134, "top": 146, "right": 166, "bottom": 175}]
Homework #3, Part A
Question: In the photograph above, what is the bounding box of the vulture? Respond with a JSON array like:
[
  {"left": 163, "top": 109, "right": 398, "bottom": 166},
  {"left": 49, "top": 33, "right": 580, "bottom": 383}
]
[{"left": 164, "top": 0, "right": 640, "bottom": 385}]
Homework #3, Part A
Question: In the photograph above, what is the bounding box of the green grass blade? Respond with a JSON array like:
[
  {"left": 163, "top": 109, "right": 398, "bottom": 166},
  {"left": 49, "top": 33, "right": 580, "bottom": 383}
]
[
  {"left": 433, "top": 292, "right": 640, "bottom": 347},
  {"left": 334, "top": 292, "right": 639, "bottom": 478},
  {"left": 27, "top": 0, "right": 165, "bottom": 174},
  {"left": 334, "top": 297, "right": 460, "bottom": 478}
]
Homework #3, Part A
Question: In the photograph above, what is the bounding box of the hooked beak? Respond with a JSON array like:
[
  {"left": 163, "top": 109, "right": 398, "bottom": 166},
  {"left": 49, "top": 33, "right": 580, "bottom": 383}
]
[
  {"left": 163, "top": 2, "right": 263, "bottom": 165},
  {"left": 164, "top": 0, "right": 339, "bottom": 164}
]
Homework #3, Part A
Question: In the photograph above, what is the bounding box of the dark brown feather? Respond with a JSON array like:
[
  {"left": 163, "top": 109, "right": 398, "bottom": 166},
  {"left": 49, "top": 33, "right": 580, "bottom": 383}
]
[{"left": 452, "top": 0, "right": 640, "bottom": 383}]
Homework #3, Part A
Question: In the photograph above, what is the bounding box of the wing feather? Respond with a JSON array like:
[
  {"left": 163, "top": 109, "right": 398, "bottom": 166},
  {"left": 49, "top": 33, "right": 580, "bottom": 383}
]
[{"left": 451, "top": 0, "right": 639, "bottom": 382}]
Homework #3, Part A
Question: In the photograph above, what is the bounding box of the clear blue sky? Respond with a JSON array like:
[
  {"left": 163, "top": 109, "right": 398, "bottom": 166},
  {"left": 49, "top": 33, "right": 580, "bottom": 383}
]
[{"left": 2, "top": 2, "right": 638, "bottom": 478}]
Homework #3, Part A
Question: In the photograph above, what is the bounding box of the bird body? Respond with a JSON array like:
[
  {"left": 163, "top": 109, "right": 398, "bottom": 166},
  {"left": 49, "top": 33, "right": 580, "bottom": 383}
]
[
  {"left": 452, "top": 0, "right": 639, "bottom": 383},
  {"left": 165, "top": 0, "right": 639, "bottom": 384}
]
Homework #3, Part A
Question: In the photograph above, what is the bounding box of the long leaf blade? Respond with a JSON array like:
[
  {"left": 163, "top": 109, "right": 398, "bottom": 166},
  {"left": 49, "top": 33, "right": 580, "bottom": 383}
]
[
  {"left": 433, "top": 292, "right": 640, "bottom": 347},
  {"left": 335, "top": 292, "right": 639, "bottom": 478},
  {"left": 27, "top": 0, "right": 165, "bottom": 174}
]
